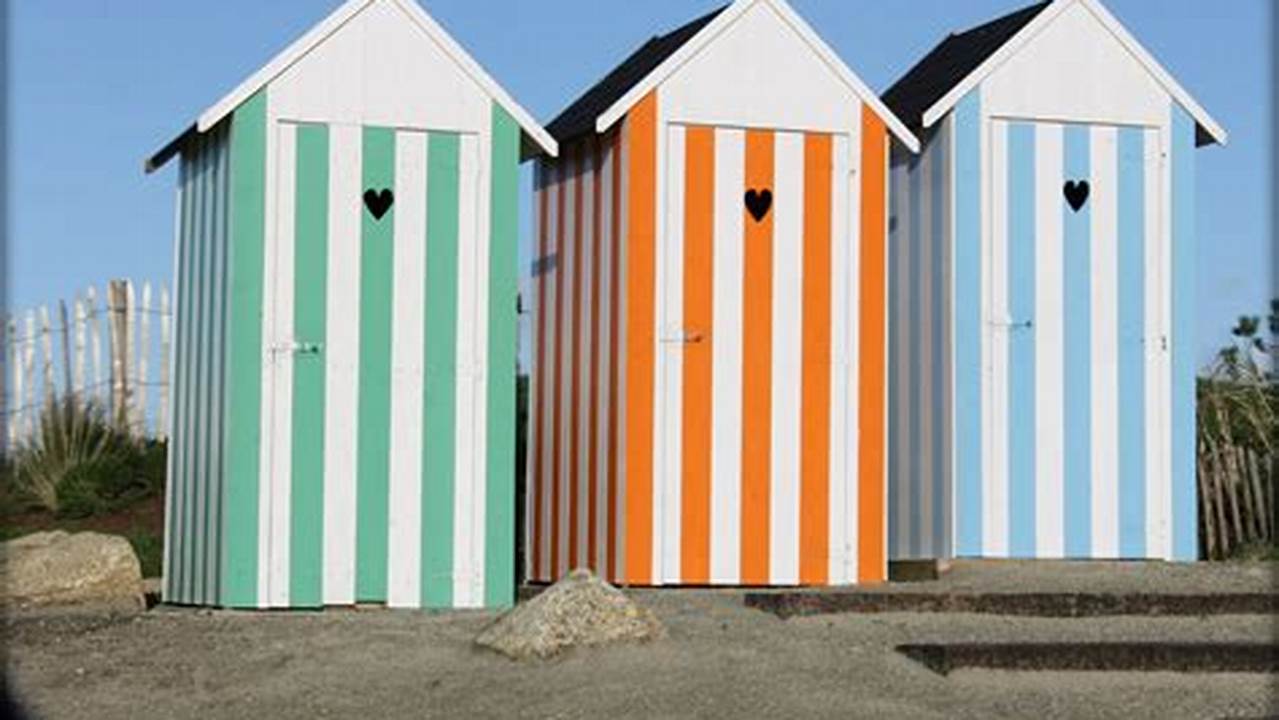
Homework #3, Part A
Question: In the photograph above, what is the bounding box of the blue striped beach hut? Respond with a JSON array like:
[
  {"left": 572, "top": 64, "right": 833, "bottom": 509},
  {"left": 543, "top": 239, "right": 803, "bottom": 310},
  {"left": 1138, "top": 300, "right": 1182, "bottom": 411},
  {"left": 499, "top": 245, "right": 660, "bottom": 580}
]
[{"left": 880, "top": 0, "right": 1225, "bottom": 562}]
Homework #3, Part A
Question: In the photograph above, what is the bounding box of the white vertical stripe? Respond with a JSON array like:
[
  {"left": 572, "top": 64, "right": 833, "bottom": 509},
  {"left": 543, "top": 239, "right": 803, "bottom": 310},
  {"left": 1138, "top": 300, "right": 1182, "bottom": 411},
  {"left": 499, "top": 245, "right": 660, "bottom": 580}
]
[
  {"left": 1159, "top": 113, "right": 1175, "bottom": 562},
  {"left": 597, "top": 145, "right": 614, "bottom": 573},
  {"left": 526, "top": 168, "right": 543, "bottom": 582},
  {"left": 918, "top": 139, "right": 935, "bottom": 557},
  {"left": 709, "top": 127, "right": 744, "bottom": 585},
  {"left": 1090, "top": 126, "right": 1120, "bottom": 559},
  {"left": 323, "top": 124, "right": 362, "bottom": 605},
  {"left": 558, "top": 157, "right": 576, "bottom": 579},
  {"left": 540, "top": 172, "right": 559, "bottom": 582},
  {"left": 770, "top": 131, "right": 804, "bottom": 586},
  {"left": 472, "top": 133, "right": 491, "bottom": 604},
  {"left": 1034, "top": 123, "right": 1066, "bottom": 558},
  {"left": 453, "top": 134, "right": 481, "bottom": 606},
  {"left": 1143, "top": 127, "right": 1167, "bottom": 559},
  {"left": 268, "top": 124, "right": 297, "bottom": 608},
  {"left": 387, "top": 131, "right": 427, "bottom": 608},
  {"left": 659, "top": 126, "right": 685, "bottom": 584},
  {"left": 827, "top": 133, "right": 850, "bottom": 583},
  {"left": 986, "top": 121, "right": 1009, "bottom": 558},
  {"left": 256, "top": 124, "right": 280, "bottom": 607},
  {"left": 892, "top": 159, "right": 912, "bottom": 558},
  {"left": 844, "top": 119, "right": 861, "bottom": 583},
  {"left": 577, "top": 151, "right": 596, "bottom": 574}
]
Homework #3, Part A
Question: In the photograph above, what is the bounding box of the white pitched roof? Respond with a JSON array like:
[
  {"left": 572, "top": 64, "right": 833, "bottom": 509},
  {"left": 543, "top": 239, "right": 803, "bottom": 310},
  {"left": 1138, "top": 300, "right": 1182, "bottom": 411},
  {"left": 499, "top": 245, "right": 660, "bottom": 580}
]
[
  {"left": 921, "top": 0, "right": 1227, "bottom": 144},
  {"left": 593, "top": 0, "right": 921, "bottom": 153},
  {"left": 147, "top": 0, "right": 556, "bottom": 172}
]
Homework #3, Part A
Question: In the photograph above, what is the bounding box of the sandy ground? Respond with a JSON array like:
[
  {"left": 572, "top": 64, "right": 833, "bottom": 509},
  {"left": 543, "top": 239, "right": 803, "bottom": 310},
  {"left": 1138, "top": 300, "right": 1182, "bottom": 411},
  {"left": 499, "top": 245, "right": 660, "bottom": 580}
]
[{"left": 7, "top": 583, "right": 1277, "bottom": 719}]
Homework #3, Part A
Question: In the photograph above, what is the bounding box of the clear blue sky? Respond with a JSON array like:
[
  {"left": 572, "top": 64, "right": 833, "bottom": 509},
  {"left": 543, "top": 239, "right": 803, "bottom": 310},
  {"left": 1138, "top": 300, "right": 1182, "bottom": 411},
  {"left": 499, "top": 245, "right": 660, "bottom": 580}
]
[{"left": 11, "top": 0, "right": 1271, "bottom": 368}]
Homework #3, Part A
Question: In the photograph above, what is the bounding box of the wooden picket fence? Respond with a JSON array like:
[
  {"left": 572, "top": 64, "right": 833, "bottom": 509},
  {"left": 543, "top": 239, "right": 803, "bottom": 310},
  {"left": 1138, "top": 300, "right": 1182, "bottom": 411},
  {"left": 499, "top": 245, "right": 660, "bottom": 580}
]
[{"left": 2, "top": 279, "right": 172, "bottom": 453}]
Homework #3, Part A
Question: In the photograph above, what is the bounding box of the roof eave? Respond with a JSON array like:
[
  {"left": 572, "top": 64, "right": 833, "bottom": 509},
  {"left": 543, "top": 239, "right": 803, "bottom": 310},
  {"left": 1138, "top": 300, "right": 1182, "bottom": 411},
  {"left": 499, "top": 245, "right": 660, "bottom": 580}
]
[{"left": 919, "top": 0, "right": 1227, "bottom": 147}]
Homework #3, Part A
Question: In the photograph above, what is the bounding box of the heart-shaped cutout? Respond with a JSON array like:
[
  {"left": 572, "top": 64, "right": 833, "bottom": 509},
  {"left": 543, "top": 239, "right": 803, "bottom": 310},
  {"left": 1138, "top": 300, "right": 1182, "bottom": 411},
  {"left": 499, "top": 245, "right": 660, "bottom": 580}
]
[
  {"left": 364, "top": 188, "right": 395, "bottom": 220},
  {"left": 744, "top": 189, "right": 773, "bottom": 223},
  {"left": 1063, "top": 180, "right": 1090, "bottom": 212}
]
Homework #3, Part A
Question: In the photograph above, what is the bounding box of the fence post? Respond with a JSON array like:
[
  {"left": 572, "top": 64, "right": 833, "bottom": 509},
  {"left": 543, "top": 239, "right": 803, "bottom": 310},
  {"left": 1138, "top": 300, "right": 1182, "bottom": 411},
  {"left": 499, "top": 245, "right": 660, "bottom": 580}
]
[
  {"left": 58, "top": 300, "right": 72, "bottom": 404},
  {"left": 159, "top": 284, "right": 171, "bottom": 440},
  {"left": 23, "top": 311, "right": 36, "bottom": 438},
  {"left": 39, "top": 306, "right": 55, "bottom": 410},
  {"left": 73, "top": 297, "right": 86, "bottom": 398},
  {"left": 86, "top": 286, "right": 104, "bottom": 409},
  {"left": 8, "top": 317, "right": 19, "bottom": 450},
  {"left": 107, "top": 280, "right": 129, "bottom": 428}
]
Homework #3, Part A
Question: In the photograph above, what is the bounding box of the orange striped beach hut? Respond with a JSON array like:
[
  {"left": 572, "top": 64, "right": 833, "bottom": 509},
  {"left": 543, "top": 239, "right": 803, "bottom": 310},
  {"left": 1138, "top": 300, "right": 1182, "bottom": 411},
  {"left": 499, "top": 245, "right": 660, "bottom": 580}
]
[{"left": 526, "top": 0, "right": 918, "bottom": 587}]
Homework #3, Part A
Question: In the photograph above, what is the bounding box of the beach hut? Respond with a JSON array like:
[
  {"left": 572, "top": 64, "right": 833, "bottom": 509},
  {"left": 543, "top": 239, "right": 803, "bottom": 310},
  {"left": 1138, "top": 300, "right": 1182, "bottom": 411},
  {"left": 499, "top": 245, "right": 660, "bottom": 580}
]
[
  {"left": 525, "top": 0, "right": 919, "bottom": 587},
  {"left": 145, "top": 0, "right": 557, "bottom": 609},
  {"left": 880, "top": 0, "right": 1225, "bottom": 564}
]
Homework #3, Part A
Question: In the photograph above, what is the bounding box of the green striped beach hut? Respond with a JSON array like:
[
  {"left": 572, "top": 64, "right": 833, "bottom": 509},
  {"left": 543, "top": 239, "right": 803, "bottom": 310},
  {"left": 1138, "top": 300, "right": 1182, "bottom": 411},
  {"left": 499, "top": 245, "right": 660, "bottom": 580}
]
[{"left": 145, "top": 0, "right": 557, "bottom": 609}]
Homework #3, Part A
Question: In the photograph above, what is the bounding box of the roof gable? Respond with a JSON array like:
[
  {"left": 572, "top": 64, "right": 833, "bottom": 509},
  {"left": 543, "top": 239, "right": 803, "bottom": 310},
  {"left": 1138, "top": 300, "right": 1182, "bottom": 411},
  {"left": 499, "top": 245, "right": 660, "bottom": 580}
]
[
  {"left": 546, "top": 0, "right": 919, "bottom": 153},
  {"left": 147, "top": 0, "right": 555, "bottom": 172},
  {"left": 888, "top": 0, "right": 1225, "bottom": 146}
]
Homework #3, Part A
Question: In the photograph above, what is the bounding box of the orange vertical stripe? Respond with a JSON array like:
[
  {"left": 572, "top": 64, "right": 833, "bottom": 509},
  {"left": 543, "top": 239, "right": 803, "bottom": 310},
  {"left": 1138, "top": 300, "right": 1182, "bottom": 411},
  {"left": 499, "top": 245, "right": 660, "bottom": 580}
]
[
  {"left": 680, "top": 126, "right": 715, "bottom": 584},
  {"left": 624, "top": 92, "right": 658, "bottom": 585},
  {"left": 800, "top": 133, "right": 833, "bottom": 586},
  {"left": 857, "top": 108, "right": 888, "bottom": 584},
  {"left": 606, "top": 130, "right": 622, "bottom": 583},
  {"left": 741, "top": 129, "right": 775, "bottom": 586},
  {"left": 570, "top": 146, "right": 584, "bottom": 571},
  {"left": 588, "top": 140, "right": 602, "bottom": 574},
  {"left": 532, "top": 167, "right": 549, "bottom": 580},
  {"left": 551, "top": 159, "right": 566, "bottom": 581}
]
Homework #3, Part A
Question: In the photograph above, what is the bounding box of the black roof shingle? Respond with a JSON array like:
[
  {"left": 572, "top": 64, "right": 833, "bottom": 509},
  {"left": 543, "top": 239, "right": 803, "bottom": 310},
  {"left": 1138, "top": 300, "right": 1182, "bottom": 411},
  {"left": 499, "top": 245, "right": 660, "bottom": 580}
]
[
  {"left": 882, "top": 1, "right": 1051, "bottom": 130},
  {"left": 544, "top": 5, "right": 727, "bottom": 146}
]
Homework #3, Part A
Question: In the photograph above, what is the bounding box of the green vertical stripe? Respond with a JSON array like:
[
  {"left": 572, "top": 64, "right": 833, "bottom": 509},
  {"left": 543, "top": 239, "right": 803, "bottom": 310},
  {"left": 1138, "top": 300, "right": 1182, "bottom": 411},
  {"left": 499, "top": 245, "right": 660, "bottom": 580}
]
[
  {"left": 168, "top": 151, "right": 194, "bottom": 603},
  {"left": 290, "top": 125, "right": 330, "bottom": 606},
  {"left": 223, "top": 90, "right": 268, "bottom": 607},
  {"left": 356, "top": 127, "right": 396, "bottom": 602},
  {"left": 484, "top": 106, "right": 519, "bottom": 607},
  {"left": 422, "top": 132, "right": 460, "bottom": 608},
  {"left": 189, "top": 134, "right": 211, "bottom": 604}
]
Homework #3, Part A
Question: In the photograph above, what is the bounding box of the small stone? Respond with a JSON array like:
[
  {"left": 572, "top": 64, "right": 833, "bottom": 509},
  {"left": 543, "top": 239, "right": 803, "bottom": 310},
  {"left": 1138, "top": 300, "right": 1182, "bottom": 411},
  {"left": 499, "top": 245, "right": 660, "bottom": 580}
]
[{"left": 475, "top": 569, "right": 665, "bottom": 660}]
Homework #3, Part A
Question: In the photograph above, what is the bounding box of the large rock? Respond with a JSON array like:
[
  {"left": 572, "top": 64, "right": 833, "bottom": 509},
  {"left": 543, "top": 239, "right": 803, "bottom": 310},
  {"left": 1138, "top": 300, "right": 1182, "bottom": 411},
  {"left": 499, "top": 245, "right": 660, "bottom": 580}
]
[
  {"left": 3, "top": 531, "right": 143, "bottom": 608},
  {"left": 476, "top": 569, "right": 665, "bottom": 660}
]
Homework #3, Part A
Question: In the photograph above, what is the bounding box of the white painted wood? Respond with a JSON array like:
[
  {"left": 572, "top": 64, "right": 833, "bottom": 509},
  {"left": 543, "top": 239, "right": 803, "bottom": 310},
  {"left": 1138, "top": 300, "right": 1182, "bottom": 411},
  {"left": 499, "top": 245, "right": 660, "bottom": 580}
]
[
  {"left": 159, "top": 285, "right": 172, "bottom": 440},
  {"left": 918, "top": 137, "right": 936, "bottom": 557},
  {"left": 843, "top": 119, "right": 862, "bottom": 580},
  {"left": 540, "top": 170, "right": 560, "bottom": 582},
  {"left": 770, "top": 130, "right": 803, "bottom": 585},
  {"left": 170, "top": 0, "right": 553, "bottom": 158},
  {"left": 266, "top": 123, "right": 298, "bottom": 608},
  {"left": 658, "top": 126, "right": 685, "bottom": 584},
  {"left": 575, "top": 147, "right": 595, "bottom": 576},
  {"left": 1142, "top": 127, "right": 1167, "bottom": 559},
  {"left": 38, "top": 306, "right": 54, "bottom": 409},
  {"left": 892, "top": 160, "right": 913, "bottom": 558},
  {"left": 597, "top": 0, "right": 918, "bottom": 152},
  {"left": 985, "top": 120, "right": 1009, "bottom": 558},
  {"left": 826, "top": 133, "right": 851, "bottom": 583},
  {"left": 387, "top": 130, "right": 428, "bottom": 608},
  {"left": 1034, "top": 123, "right": 1066, "bottom": 558},
  {"left": 323, "top": 123, "right": 363, "bottom": 605},
  {"left": 470, "top": 121, "right": 493, "bottom": 604},
  {"left": 452, "top": 133, "right": 481, "bottom": 606},
  {"left": 923, "top": 0, "right": 1225, "bottom": 145},
  {"left": 709, "top": 128, "right": 744, "bottom": 585},
  {"left": 124, "top": 281, "right": 138, "bottom": 429},
  {"left": 138, "top": 283, "right": 152, "bottom": 434},
  {"left": 1090, "top": 126, "right": 1120, "bottom": 558}
]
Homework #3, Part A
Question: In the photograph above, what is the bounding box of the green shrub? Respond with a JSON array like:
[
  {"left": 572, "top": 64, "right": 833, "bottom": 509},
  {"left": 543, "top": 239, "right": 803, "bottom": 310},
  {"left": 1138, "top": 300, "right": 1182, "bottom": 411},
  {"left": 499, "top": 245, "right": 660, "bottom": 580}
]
[
  {"left": 125, "top": 526, "right": 164, "bottom": 578},
  {"left": 10, "top": 397, "right": 123, "bottom": 514}
]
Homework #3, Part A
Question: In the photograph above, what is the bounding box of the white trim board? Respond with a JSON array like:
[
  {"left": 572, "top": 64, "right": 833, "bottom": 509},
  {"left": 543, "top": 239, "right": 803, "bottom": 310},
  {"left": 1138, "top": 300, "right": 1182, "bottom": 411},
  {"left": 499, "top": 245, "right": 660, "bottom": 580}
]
[
  {"left": 920, "top": 0, "right": 1226, "bottom": 145},
  {"left": 147, "top": 0, "right": 555, "bottom": 172},
  {"left": 593, "top": 0, "right": 920, "bottom": 153}
]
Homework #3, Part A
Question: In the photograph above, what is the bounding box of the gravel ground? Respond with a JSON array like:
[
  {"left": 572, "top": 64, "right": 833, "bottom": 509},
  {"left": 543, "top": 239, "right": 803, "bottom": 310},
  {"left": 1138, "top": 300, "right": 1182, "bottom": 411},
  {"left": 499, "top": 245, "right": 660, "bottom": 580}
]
[{"left": 7, "top": 588, "right": 1277, "bottom": 719}]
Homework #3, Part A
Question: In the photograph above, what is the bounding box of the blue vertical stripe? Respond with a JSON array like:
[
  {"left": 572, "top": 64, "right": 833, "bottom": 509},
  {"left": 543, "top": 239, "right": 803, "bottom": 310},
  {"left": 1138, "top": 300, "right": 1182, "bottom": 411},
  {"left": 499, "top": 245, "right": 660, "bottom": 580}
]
[
  {"left": 954, "top": 91, "right": 983, "bottom": 556},
  {"left": 1063, "top": 126, "right": 1092, "bottom": 558},
  {"left": 1117, "top": 127, "right": 1147, "bottom": 558},
  {"left": 1007, "top": 123, "right": 1037, "bottom": 557},
  {"left": 1171, "top": 107, "right": 1198, "bottom": 561},
  {"left": 930, "top": 126, "right": 948, "bottom": 555},
  {"left": 908, "top": 154, "right": 923, "bottom": 558}
]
